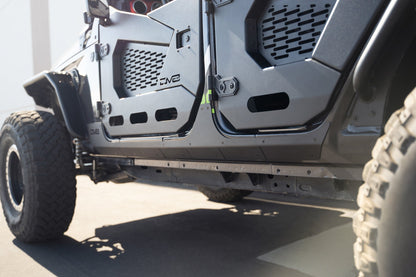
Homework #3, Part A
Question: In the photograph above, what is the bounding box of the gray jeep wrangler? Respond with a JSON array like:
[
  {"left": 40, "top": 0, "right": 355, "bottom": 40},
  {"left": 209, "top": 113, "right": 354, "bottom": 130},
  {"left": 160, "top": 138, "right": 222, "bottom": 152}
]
[{"left": 1, "top": 0, "right": 415, "bottom": 276}]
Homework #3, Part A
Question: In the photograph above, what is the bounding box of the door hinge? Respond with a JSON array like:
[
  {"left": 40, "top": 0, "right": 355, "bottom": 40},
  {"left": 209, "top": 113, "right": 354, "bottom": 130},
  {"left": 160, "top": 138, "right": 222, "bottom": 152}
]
[
  {"left": 93, "top": 43, "right": 110, "bottom": 61},
  {"left": 214, "top": 75, "right": 239, "bottom": 97},
  {"left": 97, "top": 101, "right": 112, "bottom": 118},
  {"left": 206, "top": 0, "right": 232, "bottom": 13},
  {"left": 212, "top": 0, "right": 233, "bottom": 8}
]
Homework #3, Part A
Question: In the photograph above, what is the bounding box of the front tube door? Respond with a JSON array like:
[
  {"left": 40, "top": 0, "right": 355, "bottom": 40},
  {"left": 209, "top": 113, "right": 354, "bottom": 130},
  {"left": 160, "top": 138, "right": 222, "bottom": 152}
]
[{"left": 98, "top": 0, "right": 203, "bottom": 137}]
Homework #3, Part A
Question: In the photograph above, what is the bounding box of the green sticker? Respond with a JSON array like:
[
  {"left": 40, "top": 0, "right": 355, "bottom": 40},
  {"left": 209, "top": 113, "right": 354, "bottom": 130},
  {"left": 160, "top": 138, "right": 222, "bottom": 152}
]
[
  {"left": 201, "top": 89, "right": 212, "bottom": 105},
  {"left": 206, "top": 89, "right": 212, "bottom": 104}
]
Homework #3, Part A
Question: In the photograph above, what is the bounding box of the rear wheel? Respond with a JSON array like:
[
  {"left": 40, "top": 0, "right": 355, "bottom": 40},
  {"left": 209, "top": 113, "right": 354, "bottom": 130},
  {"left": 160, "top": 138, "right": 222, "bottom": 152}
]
[
  {"left": 0, "top": 111, "right": 76, "bottom": 242},
  {"left": 198, "top": 185, "right": 252, "bottom": 202},
  {"left": 353, "top": 88, "right": 416, "bottom": 276}
]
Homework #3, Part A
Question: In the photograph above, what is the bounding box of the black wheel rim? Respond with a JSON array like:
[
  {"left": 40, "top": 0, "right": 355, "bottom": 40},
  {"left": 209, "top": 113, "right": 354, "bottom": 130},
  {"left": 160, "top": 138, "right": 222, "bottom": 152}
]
[{"left": 6, "top": 145, "right": 24, "bottom": 211}]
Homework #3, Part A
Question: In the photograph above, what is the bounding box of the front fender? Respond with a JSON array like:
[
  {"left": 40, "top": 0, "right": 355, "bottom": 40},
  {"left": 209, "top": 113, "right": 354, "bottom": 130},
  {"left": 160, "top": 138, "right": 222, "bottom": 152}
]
[
  {"left": 353, "top": 0, "right": 416, "bottom": 101},
  {"left": 23, "top": 71, "right": 88, "bottom": 139}
]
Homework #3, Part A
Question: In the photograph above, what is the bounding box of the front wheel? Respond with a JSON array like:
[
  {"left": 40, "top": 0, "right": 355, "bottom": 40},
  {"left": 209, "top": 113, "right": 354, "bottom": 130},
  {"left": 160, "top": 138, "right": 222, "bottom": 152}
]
[
  {"left": 353, "top": 89, "right": 416, "bottom": 276},
  {"left": 0, "top": 111, "right": 76, "bottom": 242}
]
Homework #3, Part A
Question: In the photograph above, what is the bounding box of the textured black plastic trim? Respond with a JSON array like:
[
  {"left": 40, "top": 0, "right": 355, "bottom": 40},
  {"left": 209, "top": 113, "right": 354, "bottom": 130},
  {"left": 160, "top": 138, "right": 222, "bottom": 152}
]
[{"left": 23, "top": 71, "right": 89, "bottom": 139}]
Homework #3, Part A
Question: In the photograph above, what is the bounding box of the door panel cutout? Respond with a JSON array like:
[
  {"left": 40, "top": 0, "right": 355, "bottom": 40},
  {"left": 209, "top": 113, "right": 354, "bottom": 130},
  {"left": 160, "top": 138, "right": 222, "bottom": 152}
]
[
  {"left": 130, "top": 112, "right": 148, "bottom": 124},
  {"left": 109, "top": 115, "right": 124, "bottom": 126},
  {"left": 247, "top": 92, "right": 289, "bottom": 113},
  {"left": 155, "top": 107, "right": 178, "bottom": 122}
]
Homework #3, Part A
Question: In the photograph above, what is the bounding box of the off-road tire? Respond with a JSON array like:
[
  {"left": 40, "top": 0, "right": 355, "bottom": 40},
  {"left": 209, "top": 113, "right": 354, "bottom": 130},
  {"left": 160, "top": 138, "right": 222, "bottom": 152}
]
[
  {"left": 198, "top": 185, "right": 252, "bottom": 202},
  {"left": 0, "top": 111, "right": 76, "bottom": 242},
  {"left": 353, "top": 88, "right": 416, "bottom": 276}
]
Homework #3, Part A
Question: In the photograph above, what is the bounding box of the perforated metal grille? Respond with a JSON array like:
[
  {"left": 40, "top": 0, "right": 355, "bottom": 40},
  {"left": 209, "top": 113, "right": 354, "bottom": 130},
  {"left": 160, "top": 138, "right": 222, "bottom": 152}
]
[
  {"left": 121, "top": 47, "right": 166, "bottom": 92},
  {"left": 259, "top": 1, "right": 335, "bottom": 66}
]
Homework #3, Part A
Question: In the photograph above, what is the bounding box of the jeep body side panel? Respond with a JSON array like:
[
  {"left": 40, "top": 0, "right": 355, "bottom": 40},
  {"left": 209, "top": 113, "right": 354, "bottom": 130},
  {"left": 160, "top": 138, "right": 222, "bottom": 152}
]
[
  {"left": 98, "top": 0, "right": 203, "bottom": 137},
  {"left": 83, "top": 0, "right": 388, "bottom": 166}
]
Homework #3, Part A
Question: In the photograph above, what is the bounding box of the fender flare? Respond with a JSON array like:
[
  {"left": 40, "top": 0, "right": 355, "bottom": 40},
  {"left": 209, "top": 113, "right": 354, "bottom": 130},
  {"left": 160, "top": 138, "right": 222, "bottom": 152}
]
[
  {"left": 23, "top": 71, "right": 88, "bottom": 139},
  {"left": 353, "top": 0, "right": 416, "bottom": 101}
]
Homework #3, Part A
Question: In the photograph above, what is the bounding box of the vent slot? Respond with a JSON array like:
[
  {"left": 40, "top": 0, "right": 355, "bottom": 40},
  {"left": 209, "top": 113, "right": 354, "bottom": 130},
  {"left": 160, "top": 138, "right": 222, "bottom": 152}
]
[
  {"left": 258, "top": 1, "right": 335, "bottom": 66},
  {"left": 155, "top": 108, "right": 178, "bottom": 122},
  {"left": 109, "top": 116, "right": 124, "bottom": 126},
  {"left": 247, "top": 92, "right": 289, "bottom": 113},
  {"left": 130, "top": 112, "right": 148, "bottom": 124}
]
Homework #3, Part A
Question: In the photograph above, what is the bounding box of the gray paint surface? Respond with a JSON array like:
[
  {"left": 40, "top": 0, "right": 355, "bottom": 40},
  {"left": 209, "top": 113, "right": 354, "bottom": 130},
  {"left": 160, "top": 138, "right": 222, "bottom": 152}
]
[
  {"left": 99, "top": 0, "right": 202, "bottom": 136},
  {"left": 213, "top": 0, "right": 340, "bottom": 130}
]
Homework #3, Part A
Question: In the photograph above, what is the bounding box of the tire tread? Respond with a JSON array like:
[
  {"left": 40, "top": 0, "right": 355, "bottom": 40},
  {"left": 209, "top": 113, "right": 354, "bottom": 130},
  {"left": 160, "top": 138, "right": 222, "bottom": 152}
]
[
  {"left": 354, "top": 89, "right": 416, "bottom": 276},
  {"left": 0, "top": 111, "right": 76, "bottom": 242}
]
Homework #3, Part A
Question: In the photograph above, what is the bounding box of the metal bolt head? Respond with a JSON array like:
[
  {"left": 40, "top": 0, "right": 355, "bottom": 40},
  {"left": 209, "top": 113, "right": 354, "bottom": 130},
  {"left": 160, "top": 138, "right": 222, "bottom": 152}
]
[
  {"left": 185, "top": 35, "right": 190, "bottom": 42},
  {"left": 219, "top": 84, "right": 225, "bottom": 92},
  {"left": 230, "top": 82, "right": 235, "bottom": 89}
]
